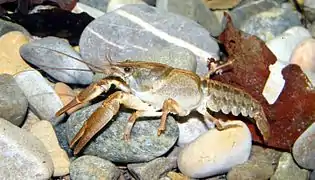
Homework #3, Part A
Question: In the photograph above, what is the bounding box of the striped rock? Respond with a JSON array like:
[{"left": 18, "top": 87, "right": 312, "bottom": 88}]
[{"left": 79, "top": 4, "right": 219, "bottom": 76}]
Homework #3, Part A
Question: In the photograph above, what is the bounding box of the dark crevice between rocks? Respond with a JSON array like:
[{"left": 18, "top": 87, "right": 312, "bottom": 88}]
[{"left": 1, "top": 6, "right": 94, "bottom": 46}]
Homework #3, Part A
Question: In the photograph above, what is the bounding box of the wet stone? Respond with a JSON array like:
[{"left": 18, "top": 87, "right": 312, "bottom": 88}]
[
  {"left": 0, "top": 74, "right": 28, "bottom": 126},
  {"left": 67, "top": 101, "right": 179, "bottom": 163}
]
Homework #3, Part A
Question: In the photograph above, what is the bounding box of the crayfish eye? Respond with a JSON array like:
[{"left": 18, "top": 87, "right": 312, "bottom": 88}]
[{"left": 124, "top": 67, "right": 131, "bottom": 73}]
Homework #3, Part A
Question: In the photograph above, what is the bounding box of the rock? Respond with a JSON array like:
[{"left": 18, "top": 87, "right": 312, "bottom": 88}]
[
  {"left": 54, "top": 82, "right": 89, "bottom": 114},
  {"left": 128, "top": 157, "right": 177, "bottom": 180},
  {"left": 240, "top": 7, "right": 301, "bottom": 42},
  {"left": 67, "top": 101, "right": 179, "bottom": 163},
  {"left": 14, "top": 70, "right": 65, "bottom": 122},
  {"left": 176, "top": 112, "right": 213, "bottom": 147},
  {"left": 54, "top": 120, "right": 73, "bottom": 156},
  {"left": 0, "top": 74, "right": 28, "bottom": 126},
  {"left": 227, "top": 145, "right": 281, "bottom": 180},
  {"left": 178, "top": 120, "right": 252, "bottom": 178},
  {"left": 266, "top": 26, "right": 311, "bottom": 63},
  {"left": 304, "top": 0, "right": 315, "bottom": 22},
  {"left": 79, "top": 4, "right": 219, "bottom": 76},
  {"left": 70, "top": 155, "right": 121, "bottom": 180},
  {"left": 0, "top": 118, "right": 53, "bottom": 180},
  {"left": 270, "top": 152, "right": 309, "bottom": 180},
  {"left": 72, "top": 2, "right": 105, "bottom": 18},
  {"left": 292, "top": 122, "right": 315, "bottom": 170},
  {"left": 0, "top": 31, "right": 33, "bottom": 75},
  {"left": 290, "top": 38, "right": 315, "bottom": 73},
  {"left": 20, "top": 36, "right": 93, "bottom": 85},
  {"left": 0, "top": 19, "right": 30, "bottom": 37},
  {"left": 107, "top": 0, "right": 146, "bottom": 12},
  {"left": 227, "top": 0, "right": 281, "bottom": 29},
  {"left": 30, "top": 120, "right": 70, "bottom": 177},
  {"left": 156, "top": 0, "right": 222, "bottom": 36},
  {"left": 22, "top": 110, "right": 41, "bottom": 131},
  {"left": 202, "top": 0, "right": 242, "bottom": 9}
]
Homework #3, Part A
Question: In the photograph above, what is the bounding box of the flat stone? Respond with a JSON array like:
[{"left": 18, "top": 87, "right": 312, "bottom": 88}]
[
  {"left": 290, "top": 38, "right": 315, "bottom": 73},
  {"left": 270, "top": 152, "right": 309, "bottom": 180},
  {"left": 14, "top": 70, "right": 65, "bottom": 122},
  {"left": 178, "top": 121, "right": 252, "bottom": 178},
  {"left": 0, "top": 118, "right": 53, "bottom": 180},
  {"left": 67, "top": 101, "right": 179, "bottom": 163},
  {"left": 70, "top": 155, "right": 121, "bottom": 180},
  {"left": 20, "top": 36, "right": 93, "bottom": 85},
  {"left": 128, "top": 157, "right": 177, "bottom": 180},
  {"left": 0, "top": 74, "right": 28, "bottom": 126},
  {"left": 156, "top": 0, "right": 222, "bottom": 36},
  {"left": 292, "top": 122, "right": 315, "bottom": 170},
  {"left": 79, "top": 4, "right": 219, "bottom": 76},
  {"left": 22, "top": 110, "right": 41, "bottom": 131}
]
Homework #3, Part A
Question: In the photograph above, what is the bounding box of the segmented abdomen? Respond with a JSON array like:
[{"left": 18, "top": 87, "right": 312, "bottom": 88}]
[{"left": 204, "top": 79, "right": 262, "bottom": 118}]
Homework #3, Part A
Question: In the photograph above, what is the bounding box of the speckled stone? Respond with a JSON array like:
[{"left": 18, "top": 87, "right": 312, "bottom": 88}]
[
  {"left": 0, "top": 19, "right": 30, "bottom": 37},
  {"left": 0, "top": 118, "right": 53, "bottom": 180},
  {"left": 0, "top": 74, "right": 28, "bottom": 126},
  {"left": 67, "top": 101, "right": 179, "bottom": 163},
  {"left": 70, "top": 155, "right": 121, "bottom": 180}
]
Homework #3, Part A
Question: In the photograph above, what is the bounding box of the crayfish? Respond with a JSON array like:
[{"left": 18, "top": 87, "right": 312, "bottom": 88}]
[{"left": 55, "top": 56, "right": 270, "bottom": 155}]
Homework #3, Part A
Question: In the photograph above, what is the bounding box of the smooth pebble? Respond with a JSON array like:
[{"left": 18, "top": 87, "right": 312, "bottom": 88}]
[
  {"left": 178, "top": 120, "right": 252, "bottom": 178},
  {"left": 0, "top": 118, "right": 53, "bottom": 180}
]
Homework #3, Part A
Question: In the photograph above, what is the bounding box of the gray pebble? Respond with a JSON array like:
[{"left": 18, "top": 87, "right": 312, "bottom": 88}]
[
  {"left": 79, "top": 4, "right": 219, "bottom": 76},
  {"left": 0, "top": 118, "right": 53, "bottom": 180},
  {"left": 127, "top": 157, "right": 177, "bottom": 180},
  {"left": 227, "top": 145, "right": 282, "bottom": 180},
  {"left": 240, "top": 7, "right": 301, "bottom": 42},
  {"left": 14, "top": 70, "right": 65, "bottom": 122},
  {"left": 270, "top": 152, "right": 309, "bottom": 180},
  {"left": 156, "top": 0, "right": 222, "bottom": 36},
  {"left": 310, "top": 170, "right": 315, "bottom": 180},
  {"left": 67, "top": 101, "right": 179, "bottom": 163},
  {"left": 20, "top": 36, "right": 93, "bottom": 85},
  {"left": 226, "top": 0, "right": 280, "bottom": 29},
  {"left": 292, "top": 122, "right": 315, "bottom": 170},
  {"left": 0, "top": 74, "right": 28, "bottom": 126},
  {"left": 70, "top": 155, "right": 121, "bottom": 180}
]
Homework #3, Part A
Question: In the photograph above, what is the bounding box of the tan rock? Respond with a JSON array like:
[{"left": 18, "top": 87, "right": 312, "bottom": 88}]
[
  {"left": 30, "top": 120, "right": 70, "bottom": 177},
  {"left": 290, "top": 38, "right": 315, "bottom": 73},
  {"left": 0, "top": 31, "right": 33, "bottom": 75},
  {"left": 203, "top": 0, "right": 242, "bottom": 9},
  {"left": 54, "top": 82, "right": 89, "bottom": 114}
]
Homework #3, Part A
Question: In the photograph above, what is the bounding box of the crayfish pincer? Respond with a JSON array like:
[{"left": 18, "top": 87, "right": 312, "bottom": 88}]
[{"left": 55, "top": 60, "right": 270, "bottom": 155}]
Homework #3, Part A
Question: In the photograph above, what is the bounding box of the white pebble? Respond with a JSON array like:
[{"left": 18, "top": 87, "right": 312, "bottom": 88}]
[{"left": 178, "top": 120, "right": 252, "bottom": 178}]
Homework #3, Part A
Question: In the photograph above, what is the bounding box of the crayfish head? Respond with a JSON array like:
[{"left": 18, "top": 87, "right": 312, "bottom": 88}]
[{"left": 108, "top": 60, "right": 173, "bottom": 91}]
